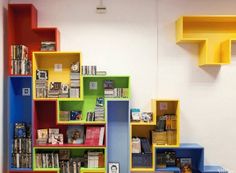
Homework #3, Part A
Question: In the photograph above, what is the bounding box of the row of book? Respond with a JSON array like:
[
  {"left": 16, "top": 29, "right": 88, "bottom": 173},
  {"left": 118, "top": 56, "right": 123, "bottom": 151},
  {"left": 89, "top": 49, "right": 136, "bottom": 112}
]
[
  {"left": 157, "top": 152, "right": 192, "bottom": 173},
  {"left": 132, "top": 138, "right": 152, "bottom": 154},
  {"left": 37, "top": 126, "right": 105, "bottom": 146},
  {"left": 12, "top": 123, "right": 32, "bottom": 168},
  {"left": 11, "top": 59, "right": 31, "bottom": 75},
  {"left": 36, "top": 151, "right": 105, "bottom": 170},
  {"left": 10, "top": 45, "right": 31, "bottom": 75},
  {"left": 82, "top": 65, "right": 97, "bottom": 75},
  {"left": 104, "top": 88, "right": 129, "bottom": 98},
  {"left": 156, "top": 114, "right": 177, "bottom": 131},
  {"left": 12, "top": 153, "right": 32, "bottom": 168},
  {"left": 11, "top": 45, "right": 28, "bottom": 60},
  {"left": 36, "top": 153, "right": 59, "bottom": 168}
]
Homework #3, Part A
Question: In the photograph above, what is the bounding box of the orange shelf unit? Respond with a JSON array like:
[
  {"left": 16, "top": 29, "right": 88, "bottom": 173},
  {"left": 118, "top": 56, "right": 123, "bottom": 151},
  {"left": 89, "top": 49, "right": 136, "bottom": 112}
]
[{"left": 8, "top": 4, "right": 60, "bottom": 76}]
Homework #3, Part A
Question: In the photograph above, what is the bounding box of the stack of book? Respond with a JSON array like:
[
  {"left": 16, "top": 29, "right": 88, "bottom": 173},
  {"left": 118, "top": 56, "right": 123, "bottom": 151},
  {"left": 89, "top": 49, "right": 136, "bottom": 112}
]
[
  {"left": 104, "top": 80, "right": 114, "bottom": 97},
  {"left": 94, "top": 97, "right": 104, "bottom": 121},
  {"left": 70, "top": 64, "right": 80, "bottom": 98},
  {"left": 12, "top": 123, "right": 32, "bottom": 168},
  {"left": 35, "top": 70, "right": 48, "bottom": 98},
  {"left": 36, "top": 152, "right": 59, "bottom": 168},
  {"left": 88, "top": 152, "right": 104, "bottom": 168},
  {"left": 82, "top": 65, "right": 97, "bottom": 75},
  {"left": 41, "top": 41, "right": 56, "bottom": 51},
  {"left": 113, "top": 88, "right": 129, "bottom": 98},
  {"left": 10, "top": 45, "right": 31, "bottom": 75}
]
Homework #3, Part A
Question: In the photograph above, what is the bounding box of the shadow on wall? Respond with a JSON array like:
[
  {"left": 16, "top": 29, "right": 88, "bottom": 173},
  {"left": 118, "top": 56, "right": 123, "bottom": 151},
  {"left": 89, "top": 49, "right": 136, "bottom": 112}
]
[
  {"left": 178, "top": 43, "right": 221, "bottom": 81},
  {"left": 3, "top": 5, "right": 8, "bottom": 173}
]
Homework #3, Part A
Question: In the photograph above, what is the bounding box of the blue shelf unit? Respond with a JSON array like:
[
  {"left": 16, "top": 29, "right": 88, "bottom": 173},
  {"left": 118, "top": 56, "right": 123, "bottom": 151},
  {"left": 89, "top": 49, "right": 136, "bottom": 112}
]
[
  {"left": 8, "top": 76, "right": 32, "bottom": 171},
  {"left": 107, "top": 100, "right": 130, "bottom": 173},
  {"left": 155, "top": 143, "right": 204, "bottom": 173}
]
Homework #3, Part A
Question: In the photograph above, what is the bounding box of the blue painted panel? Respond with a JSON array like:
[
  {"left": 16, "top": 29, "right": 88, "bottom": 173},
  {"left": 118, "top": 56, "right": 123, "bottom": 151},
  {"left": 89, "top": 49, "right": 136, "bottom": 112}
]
[
  {"left": 107, "top": 101, "right": 129, "bottom": 173},
  {"left": 8, "top": 76, "right": 32, "bottom": 169},
  {"left": 156, "top": 143, "right": 204, "bottom": 173},
  {"left": 204, "top": 165, "right": 228, "bottom": 173}
]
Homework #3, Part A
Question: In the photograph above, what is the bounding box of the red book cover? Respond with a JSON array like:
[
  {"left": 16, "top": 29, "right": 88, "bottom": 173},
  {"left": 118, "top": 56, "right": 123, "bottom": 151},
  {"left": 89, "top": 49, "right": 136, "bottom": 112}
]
[{"left": 85, "top": 127, "right": 100, "bottom": 146}]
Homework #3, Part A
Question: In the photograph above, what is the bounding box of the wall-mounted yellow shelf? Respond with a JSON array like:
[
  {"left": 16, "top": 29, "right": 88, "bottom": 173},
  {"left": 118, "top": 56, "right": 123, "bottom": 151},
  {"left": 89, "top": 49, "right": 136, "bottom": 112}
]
[{"left": 176, "top": 16, "right": 236, "bottom": 66}]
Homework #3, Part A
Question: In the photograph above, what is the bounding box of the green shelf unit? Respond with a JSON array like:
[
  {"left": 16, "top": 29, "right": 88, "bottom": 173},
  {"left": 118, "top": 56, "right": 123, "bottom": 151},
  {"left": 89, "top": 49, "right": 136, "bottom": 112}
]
[{"left": 33, "top": 147, "right": 106, "bottom": 171}]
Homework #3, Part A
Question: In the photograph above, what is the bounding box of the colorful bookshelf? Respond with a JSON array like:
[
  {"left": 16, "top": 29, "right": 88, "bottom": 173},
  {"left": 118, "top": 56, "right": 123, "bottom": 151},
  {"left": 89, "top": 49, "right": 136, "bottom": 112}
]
[
  {"left": 8, "top": 3, "right": 60, "bottom": 172},
  {"left": 176, "top": 16, "right": 236, "bottom": 66}
]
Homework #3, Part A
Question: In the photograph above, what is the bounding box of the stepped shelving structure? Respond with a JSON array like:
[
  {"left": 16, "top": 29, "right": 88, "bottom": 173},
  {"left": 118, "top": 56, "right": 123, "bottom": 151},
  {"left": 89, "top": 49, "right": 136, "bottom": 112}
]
[{"left": 7, "top": 3, "right": 229, "bottom": 173}]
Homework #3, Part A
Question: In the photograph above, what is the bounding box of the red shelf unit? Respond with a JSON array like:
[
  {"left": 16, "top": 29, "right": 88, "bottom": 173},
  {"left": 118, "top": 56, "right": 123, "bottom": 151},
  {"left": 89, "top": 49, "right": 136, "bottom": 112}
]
[
  {"left": 33, "top": 100, "right": 106, "bottom": 147},
  {"left": 8, "top": 4, "right": 60, "bottom": 76}
]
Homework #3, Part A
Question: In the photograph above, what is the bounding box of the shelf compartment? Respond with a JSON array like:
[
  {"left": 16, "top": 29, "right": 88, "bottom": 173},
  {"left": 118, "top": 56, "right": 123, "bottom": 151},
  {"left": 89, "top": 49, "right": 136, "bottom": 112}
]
[
  {"left": 83, "top": 76, "right": 130, "bottom": 98},
  {"left": 34, "top": 100, "right": 106, "bottom": 147},
  {"left": 33, "top": 148, "right": 106, "bottom": 171},
  {"left": 152, "top": 99, "right": 180, "bottom": 147},
  {"left": 8, "top": 76, "right": 33, "bottom": 170},
  {"left": 57, "top": 100, "right": 106, "bottom": 124},
  {"left": 32, "top": 52, "right": 82, "bottom": 100},
  {"left": 155, "top": 143, "right": 204, "bottom": 173},
  {"left": 176, "top": 16, "right": 236, "bottom": 66},
  {"left": 8, "top": 4, "right": 60, "bottom": 76}
]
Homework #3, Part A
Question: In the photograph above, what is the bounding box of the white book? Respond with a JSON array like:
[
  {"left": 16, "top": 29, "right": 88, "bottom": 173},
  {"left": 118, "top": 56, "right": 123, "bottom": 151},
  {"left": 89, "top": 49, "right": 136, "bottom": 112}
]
[{"left": 99, "top": 127, "right": 105, "bottom": 146}]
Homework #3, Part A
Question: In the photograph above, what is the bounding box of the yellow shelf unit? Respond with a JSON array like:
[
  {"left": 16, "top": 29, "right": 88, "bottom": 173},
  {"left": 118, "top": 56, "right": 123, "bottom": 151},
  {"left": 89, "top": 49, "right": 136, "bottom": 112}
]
[
  {"left": 32, "top": 52, "right": 83, "bottom": 100},
  {"left": 152, "top": 99, "right": 180, "bottom": 148},
  {"left": 176, "top": 16, "right": 236, "bottom": 66}
]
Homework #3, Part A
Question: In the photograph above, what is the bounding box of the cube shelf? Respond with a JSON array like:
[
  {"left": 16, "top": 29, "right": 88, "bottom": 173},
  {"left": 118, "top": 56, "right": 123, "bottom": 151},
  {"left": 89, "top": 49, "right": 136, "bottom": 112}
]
[
  {"left": 176, "top": 16, "right": 236, "bottom": 66},
  {"left": 155, "top": 143, "right": 204, "bottom": 173}
]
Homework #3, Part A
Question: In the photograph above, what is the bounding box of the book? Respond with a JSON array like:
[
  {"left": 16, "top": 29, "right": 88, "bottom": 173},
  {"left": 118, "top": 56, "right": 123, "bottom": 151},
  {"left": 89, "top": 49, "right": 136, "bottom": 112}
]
[
  {"left": 165, "top": 151, "right": 176, "bottom": 167},
  {"left": 67, "top": 126, "right": 84, "bottom": 144},
  {"left": 14, "top": 123, "right": 26, "bottom": 138},
  {"left": 99, "top": 127, "right": 105, "bottom": 146},
  {"left": 48, "top": 128, "right": 59, "bottom": 144},
  {"left": 51, "top": 134, "right": 63, "bottom": 144},
  {"left": 41, "top": 41, "right": 56, "bottom": 51},
  {"left": 131, "top": 108, "right": 141, "bottom": 121},
  {"left": 37, "top": 129, "right": 48, "bottom": 139},
  {"left": 132, "top": 138, "right": 141, "bottom": 153},
  {"left": 180, "top": 158, "right": 192, "bottom": 173},
  {"left": 70, "top": 111, "right": 82, "bottom": 120},
  {"left": 85, "top": 126, "right": 104, "bottom": 146}
]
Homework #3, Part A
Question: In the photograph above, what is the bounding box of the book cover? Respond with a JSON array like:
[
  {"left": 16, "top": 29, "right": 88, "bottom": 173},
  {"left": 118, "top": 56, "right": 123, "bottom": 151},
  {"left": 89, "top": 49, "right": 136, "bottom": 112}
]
[
  {"left": 52, "top": 134, "right": 64, "bottom": 144},
  {"left": 180, "top": 158, "right": 192, "bottom": 173},
  {"left": 67, "top": 126, "right": 84, "bottom": 144},
  {"left": 84, "top": 126, "right": 101, "bottom": 146},
  {"left": 37, "top": 129, "right": 48, "bottom": 139}
]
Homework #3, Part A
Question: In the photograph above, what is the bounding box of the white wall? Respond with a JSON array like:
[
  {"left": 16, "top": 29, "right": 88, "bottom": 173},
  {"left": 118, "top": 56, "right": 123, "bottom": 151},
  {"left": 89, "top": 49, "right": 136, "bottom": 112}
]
[
  {"left": 158, "top": 0, "right": 236, "bottom": 172},
  {"left": 0, "top": 0, "right": 7, "bottom": 172},
  {"left": 7, "top": 0, "right": 236, "bottom": 172}
]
